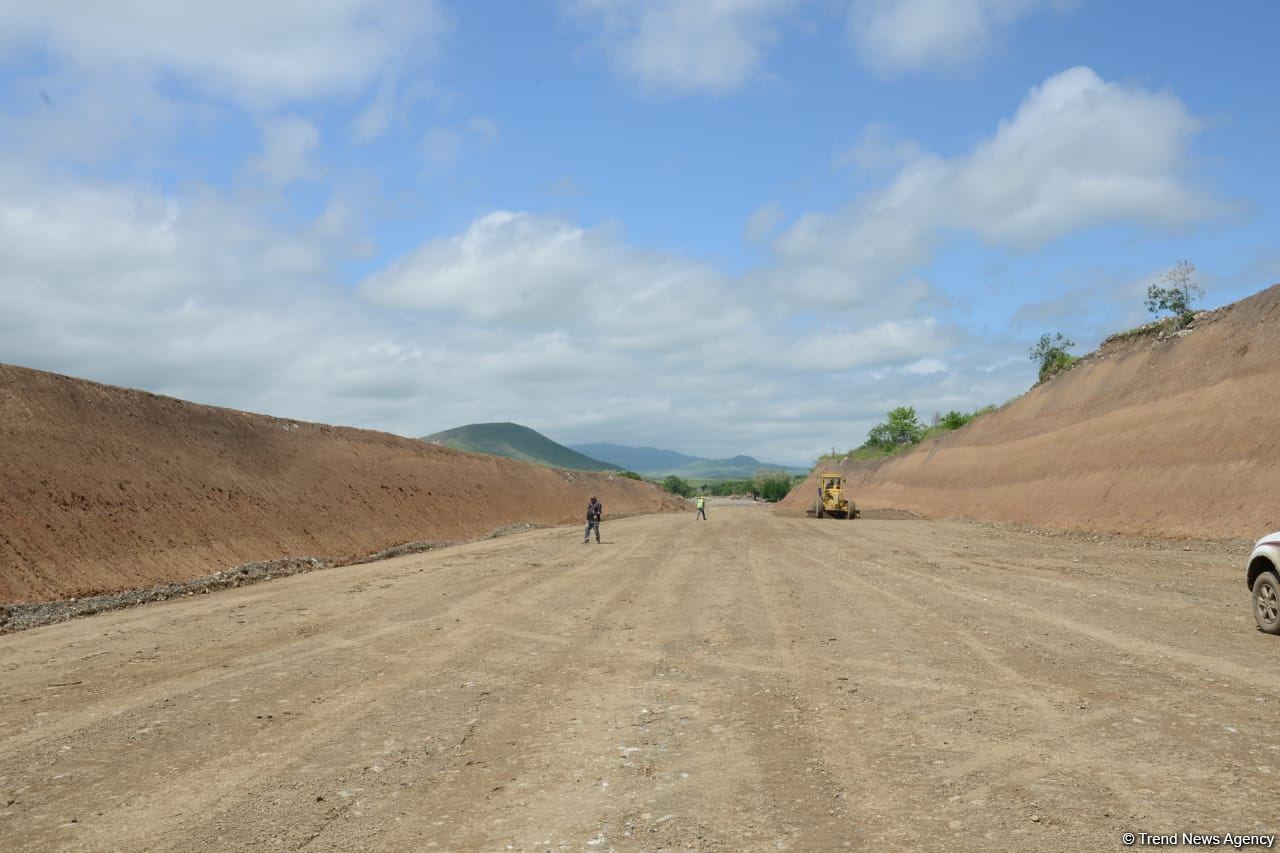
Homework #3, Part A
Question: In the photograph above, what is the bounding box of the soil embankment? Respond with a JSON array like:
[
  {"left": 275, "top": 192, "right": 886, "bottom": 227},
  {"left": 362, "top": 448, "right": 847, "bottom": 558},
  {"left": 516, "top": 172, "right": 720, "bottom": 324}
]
[
  {"left": 0, "top": 363, "right": 682, "bottom": 604},
  {"left": 783, "top": 283, "right": 1280, "bottom": 539}
]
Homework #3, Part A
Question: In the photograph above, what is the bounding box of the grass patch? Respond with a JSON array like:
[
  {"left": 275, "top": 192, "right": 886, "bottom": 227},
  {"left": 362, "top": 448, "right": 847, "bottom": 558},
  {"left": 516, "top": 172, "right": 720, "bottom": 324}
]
[{"left": 1102, "top": 315, "right": 1187, "bottom": 345}]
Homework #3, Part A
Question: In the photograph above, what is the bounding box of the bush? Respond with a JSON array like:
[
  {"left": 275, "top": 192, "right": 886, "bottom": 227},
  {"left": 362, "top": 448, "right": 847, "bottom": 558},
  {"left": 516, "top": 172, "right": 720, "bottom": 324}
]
[
  {"left": 707, "top": 478, "right": 755, "bottom": 497},
  {"left": 661, "top": 475, "right": 694, "bottom": 497},
  {"left": 753, "top": 471, "right": 795, "bottom": 502},
  {"left": 865, "top": 406, "right": 924, "bottom": 450},
  {"left": 938, "top": 410, "right": 971, "bottom": 430},
  {"left": 1145, "top": 260, "right": 1202, "bottom": 326},
  {"left": 1030, "top": 333, "right": 1078, "bottom": 382},
  {"left": 618, "top": 470, "right": 643, "bottom": 480}
]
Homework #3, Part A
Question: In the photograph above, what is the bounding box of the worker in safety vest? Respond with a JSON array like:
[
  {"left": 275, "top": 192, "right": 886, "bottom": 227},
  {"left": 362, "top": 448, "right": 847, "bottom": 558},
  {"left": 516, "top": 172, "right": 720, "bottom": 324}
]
[{"left": 695, "top": 496, "right": 707, "bottom": 520}]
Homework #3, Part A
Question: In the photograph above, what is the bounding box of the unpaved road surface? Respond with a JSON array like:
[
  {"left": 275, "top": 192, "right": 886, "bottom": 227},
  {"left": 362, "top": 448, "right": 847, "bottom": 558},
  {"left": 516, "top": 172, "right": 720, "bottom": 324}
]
[{"left": 3, "top": 505, "right": 1278, "bottom": 851}]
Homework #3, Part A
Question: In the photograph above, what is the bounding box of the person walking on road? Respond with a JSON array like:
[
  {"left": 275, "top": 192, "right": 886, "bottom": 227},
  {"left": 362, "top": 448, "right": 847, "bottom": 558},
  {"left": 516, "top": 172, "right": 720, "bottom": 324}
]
[
  {"left": 583, "top": 496, "right": 603, "bottom": 543},
  {"left": 696, "top": 496, "right": 707, "bottom": 520}
]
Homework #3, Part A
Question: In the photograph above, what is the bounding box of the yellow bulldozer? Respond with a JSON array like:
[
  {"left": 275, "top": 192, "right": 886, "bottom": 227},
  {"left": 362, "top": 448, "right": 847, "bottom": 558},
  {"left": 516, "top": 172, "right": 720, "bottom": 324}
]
[{"left": 808, "top": 472, "right": 859, "bottom": 519}]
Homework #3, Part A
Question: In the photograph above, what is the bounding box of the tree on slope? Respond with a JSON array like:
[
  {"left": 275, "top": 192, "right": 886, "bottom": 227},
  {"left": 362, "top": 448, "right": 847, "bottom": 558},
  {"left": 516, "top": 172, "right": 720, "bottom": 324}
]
[
  {"left": 1030, "top": 333, "right": 1077, "bottom": 382},
  {"left": 865, "top": 406, "right": 924, "bottom": 450},
  {"left": 1145, "top": 260, "right": 1203, "bottom": 327}
]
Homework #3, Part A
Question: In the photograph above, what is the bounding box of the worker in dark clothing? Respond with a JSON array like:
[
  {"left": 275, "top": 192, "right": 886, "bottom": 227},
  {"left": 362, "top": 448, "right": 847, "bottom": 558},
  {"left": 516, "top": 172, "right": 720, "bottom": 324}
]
[{"left": 583, "top": 496, "right": 603, "bottom": 543}]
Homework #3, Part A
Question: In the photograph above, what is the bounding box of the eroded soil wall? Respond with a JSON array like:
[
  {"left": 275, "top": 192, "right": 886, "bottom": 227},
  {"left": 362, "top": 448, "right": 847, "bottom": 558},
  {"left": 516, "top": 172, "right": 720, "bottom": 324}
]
[
  {"left": 783, "top": 284, "right": 1280, "bottom": 539},
  {"left": 0, "top": 364, "right": 682, "bottom": 603}
]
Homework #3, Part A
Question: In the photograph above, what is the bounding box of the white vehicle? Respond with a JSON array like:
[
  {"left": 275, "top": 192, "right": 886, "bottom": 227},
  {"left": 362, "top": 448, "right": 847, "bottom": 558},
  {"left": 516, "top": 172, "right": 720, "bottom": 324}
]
[{"left": 1248, "top": 532, "right": 1280, "bottom": 634}]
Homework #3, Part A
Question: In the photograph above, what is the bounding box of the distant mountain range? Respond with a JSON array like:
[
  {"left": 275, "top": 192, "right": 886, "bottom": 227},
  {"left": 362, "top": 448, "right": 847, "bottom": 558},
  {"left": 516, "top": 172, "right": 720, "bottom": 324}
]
[
  {"left": 566, "top": 443, "right": 698, "bottom": 473},
  {"left": 570, "top": 442, "right": 805, "bottom": 480},
  {"left": 422, "top": 424, "right": 803, "bottom": 480},
  {"left": 423, "top": 423, "right": 620, "bottom": 472}
]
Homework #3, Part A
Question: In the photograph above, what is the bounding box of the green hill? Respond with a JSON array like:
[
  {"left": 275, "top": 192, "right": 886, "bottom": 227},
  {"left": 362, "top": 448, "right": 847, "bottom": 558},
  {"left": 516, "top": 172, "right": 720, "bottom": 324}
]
[
  {"left": 423, "top": 422, "right": 622, "bottom": 472},
  {"left": 661, "top": 454, "right": 805, "bottom": 480},
  {"left": 571, "top": 443, "right": 805, "bottom": 480}
]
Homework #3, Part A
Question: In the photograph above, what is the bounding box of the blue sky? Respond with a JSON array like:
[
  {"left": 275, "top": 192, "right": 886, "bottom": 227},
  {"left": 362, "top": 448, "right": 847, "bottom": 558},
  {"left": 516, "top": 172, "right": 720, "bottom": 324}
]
[{"left": 1, "top": 1, "right": 1277, "bottom": 465}]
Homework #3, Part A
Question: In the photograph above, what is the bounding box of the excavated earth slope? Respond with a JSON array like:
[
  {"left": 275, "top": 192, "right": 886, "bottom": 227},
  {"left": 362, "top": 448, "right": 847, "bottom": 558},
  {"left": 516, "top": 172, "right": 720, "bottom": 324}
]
[
  {"left": 784, "top": 283, "right": 1280, "bottom": 539},
  {"left": 0, "top": 364, "right": 682, "bottom": 604}
]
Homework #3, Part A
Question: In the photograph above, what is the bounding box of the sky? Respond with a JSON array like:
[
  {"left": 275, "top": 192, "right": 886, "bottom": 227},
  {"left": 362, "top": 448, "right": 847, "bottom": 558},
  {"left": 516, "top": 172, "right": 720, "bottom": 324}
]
[{"left": 1, "top": 1, "right": 1277, "bottom": 466}]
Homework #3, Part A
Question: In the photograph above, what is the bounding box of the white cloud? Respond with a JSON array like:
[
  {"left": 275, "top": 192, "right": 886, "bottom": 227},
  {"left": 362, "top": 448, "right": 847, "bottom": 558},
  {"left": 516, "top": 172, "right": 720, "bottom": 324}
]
[
  {"left": 360, "top": 211, "right": 753, "bottom": 348},
  {"left": 252, "top": 116, "right": 321, "bottom": 185},
  {"left": 567, "top": 0, "right": 798, "bottom": 94},
  {"left": 0, "top": 156, "right": 1007, "bottom": 463},
  {"left": 835, "top": 122, "right": 923, "bottom": 173},
  {"left": 903, "top": 357, "right": 947, "bottom": 375},
  {"left": 848, "top": 0, "right": 1069, "bottom": 75},
  {"left": 779, "top": 319, "right": 952, "bottom": 370},
  {"left": 767, "top": 67, "right": 1215, "bottom": 308},
  {"left": 0, "top": 1, "right": 445, "bottom": 107}
]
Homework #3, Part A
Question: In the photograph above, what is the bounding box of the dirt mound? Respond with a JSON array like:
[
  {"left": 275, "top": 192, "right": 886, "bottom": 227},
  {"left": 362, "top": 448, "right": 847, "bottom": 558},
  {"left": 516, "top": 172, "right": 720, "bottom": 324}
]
[
  {"left": 783, "top": 283, "right": 1280, "bottom": 539},
  {"left": 0, "top": 364, "right": 683, "bottom": 604}
]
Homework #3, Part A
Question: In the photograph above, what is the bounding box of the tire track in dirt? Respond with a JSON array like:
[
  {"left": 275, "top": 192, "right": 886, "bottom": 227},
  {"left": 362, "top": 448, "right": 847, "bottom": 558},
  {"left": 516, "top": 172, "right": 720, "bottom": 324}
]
[
  {"left": 2, "top": 528, "right": 656, "bottom": 851},
  {"left": 788, "top": 516, "right": 1277, "bottom": 844}
]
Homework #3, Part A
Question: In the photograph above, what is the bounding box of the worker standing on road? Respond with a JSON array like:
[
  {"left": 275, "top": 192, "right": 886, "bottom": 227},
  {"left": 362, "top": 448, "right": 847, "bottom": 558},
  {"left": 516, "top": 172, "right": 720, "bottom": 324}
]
[
  {"left": 583, "top": 496, "right": 602, "bottom": 544},
  {"left": 696, "top": 496, "right": 707, "bottom": 520}
]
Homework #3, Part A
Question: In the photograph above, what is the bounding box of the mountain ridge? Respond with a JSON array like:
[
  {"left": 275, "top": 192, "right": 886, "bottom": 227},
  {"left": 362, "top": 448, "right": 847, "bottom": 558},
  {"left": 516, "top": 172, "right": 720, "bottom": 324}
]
[
  {"left": 570, "top": 442, "right": 805, "bottom": 480},
  {"left": 424, "top": 422, "right": 620, "bottom": 471}
]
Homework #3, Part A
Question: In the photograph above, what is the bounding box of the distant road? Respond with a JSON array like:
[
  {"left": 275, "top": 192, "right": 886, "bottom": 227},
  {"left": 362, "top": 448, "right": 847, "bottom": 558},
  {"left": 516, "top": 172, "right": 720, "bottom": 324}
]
[{"left": 3, "top": 508, "right": 1276, "bottom": 850}]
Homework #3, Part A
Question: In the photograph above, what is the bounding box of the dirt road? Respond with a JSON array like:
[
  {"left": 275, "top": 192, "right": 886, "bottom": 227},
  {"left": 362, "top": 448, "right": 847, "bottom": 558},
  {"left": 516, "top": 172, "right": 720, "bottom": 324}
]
[{"left": 3, "top": 505, "right": 1278, "bottom": 851}]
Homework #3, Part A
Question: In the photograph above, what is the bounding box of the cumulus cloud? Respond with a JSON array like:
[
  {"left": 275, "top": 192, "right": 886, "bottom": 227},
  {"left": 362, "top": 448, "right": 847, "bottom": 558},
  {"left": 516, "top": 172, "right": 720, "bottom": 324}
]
[
  {"left": 778, "top": 319, "right": 953, "bottom": 371},
  {"left": 0, "top": 0, "right": 444, "bottom": 107},
  {"left": 360, "top": 211, "right": 753, "bottom": 347},
  {"left": 766, "top": 67, "right": 1215, "bottom": 308},
  {"left": 566, "top": 0, "right": 798, "bottom": 94},
  {"left": 0, "top": 151, "right": 962, "bottom": 464},
  {"left": 848, "top": 0, "right": 1069, "bottom": 75}
]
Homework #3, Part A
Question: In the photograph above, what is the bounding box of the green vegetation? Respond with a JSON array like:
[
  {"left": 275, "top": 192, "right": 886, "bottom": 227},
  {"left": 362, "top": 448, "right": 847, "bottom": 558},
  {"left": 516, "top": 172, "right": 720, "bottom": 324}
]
[
  {"left": 617, "top": 470, "right": 644, "bottom": 480},
  {"left": 752, "top": 471, "right": 796, "bottom": 502},
  {"left": 1103, "top": 317, "right": 1180, "bottom": 344},
  {"left": 1145, "top": 260, "right": 1202, "bottom": 327},
  {"left": 1030, "top": 332, "right": 1079, "bottom": 383},
  {"left": 661, "top": 475, "right": 694, "bottom": 497},
  {"left": 1108, "top": 259, "right": 1207, "bottom": 343},
  {"left": 864, "top": 406, "right": 925, "bottom": 451},
  {"left": 692, "top": 471, "right": 804, "bottom": 502},
  {"left": 818, "top": 402, "right": 998, "bottom": 466},
  {"left": 703, "top": 478, "right": 756, "bottom": 497},
  {"left": 422, "top": 422, "right": 621, "bottom": 472}
]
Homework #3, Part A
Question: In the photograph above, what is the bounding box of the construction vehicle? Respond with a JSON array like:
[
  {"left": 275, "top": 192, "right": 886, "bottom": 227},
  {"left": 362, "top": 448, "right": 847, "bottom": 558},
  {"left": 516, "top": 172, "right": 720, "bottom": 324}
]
[{"left": 807, "top": 472, "right": 859, "bottom": 519}]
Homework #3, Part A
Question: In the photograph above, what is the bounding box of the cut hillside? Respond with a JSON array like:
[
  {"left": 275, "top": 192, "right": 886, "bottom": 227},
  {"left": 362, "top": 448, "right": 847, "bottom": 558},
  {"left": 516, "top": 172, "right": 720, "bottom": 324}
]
[
  {"left": 425, "top": 423, "right": 620, "bottom": 471},
  {"left": 782, "top": 284, "right": 1280, "bottom": 539},
  {"left": 0, "top": 365, "right": 682, "bottom": 604}
]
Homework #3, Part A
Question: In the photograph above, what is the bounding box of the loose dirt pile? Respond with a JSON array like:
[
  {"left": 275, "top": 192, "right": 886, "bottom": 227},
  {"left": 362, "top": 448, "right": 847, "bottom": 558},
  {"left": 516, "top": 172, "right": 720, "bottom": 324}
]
[
  {"left": 0, "top": 364, "right": 682, "bottom": 604},
  {"left": 784, "top": 283, "right": 1280, "bottom": 539}
]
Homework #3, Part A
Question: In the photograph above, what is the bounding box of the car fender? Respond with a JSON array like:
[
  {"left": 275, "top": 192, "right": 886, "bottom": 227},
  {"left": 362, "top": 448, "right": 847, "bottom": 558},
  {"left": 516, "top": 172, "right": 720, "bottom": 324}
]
[{"left": 1247, "top": 531, "right": 1280, "bottom": 590}]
